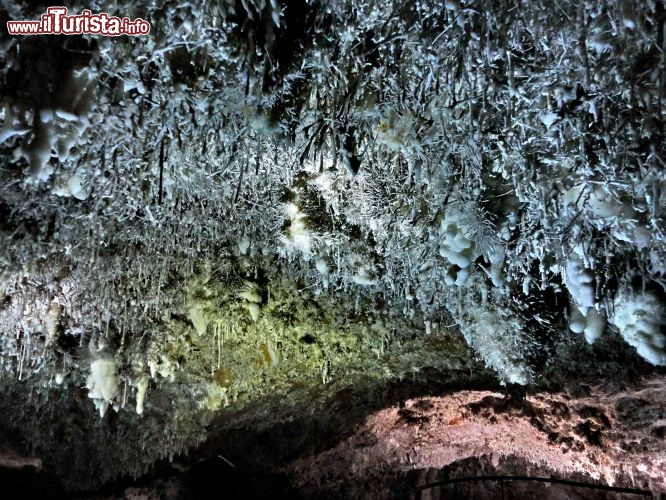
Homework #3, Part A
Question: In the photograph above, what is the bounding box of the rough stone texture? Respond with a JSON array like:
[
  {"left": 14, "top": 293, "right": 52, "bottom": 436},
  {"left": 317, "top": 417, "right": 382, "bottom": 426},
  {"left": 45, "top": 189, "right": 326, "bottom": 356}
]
[
  {"left": 49, "top": 374, "right": 665, "bottom": 499},
  {"left": 283, "top": 377, "right": 666, "bottom": 498}
]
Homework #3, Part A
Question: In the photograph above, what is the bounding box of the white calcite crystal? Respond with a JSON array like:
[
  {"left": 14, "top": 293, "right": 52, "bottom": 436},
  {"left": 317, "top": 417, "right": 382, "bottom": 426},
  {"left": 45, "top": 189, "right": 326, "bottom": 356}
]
[
  {"left": 563, "top": 254, "right": 607, "bottom": 344},
  {"left": 611, "top": 289, "right": 666, "bottom": 366},
  {"left": 86, "top": 358, "right": 120, "bottom": 417},
  {"left": 438, "top": 213, "right": 479, "bottom": 286},
  {"left": 134, "top": 376, "right": 150, "bottom": 415}
]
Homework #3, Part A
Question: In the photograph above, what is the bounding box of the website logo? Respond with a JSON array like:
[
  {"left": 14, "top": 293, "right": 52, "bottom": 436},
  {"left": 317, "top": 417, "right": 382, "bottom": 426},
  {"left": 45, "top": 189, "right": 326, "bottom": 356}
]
[{"left": 6, "top": 6, "right": 151, "bottom": 36}]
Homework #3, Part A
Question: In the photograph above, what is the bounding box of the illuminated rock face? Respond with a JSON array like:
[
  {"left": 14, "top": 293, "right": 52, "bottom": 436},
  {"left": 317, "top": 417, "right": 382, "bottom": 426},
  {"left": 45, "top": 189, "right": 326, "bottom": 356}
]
[
  {"left": 1, "top": 0, "right": 665, "bottom": 496},
  {"left": 282, "top": 379, "right": 666, "bottom": 498}
]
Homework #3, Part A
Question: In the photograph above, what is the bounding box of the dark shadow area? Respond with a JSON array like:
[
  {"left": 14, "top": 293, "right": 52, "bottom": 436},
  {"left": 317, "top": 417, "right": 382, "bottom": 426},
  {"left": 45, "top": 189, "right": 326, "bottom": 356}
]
[
  {"left": 0, "top": 466, "right": 67, "bottom": 500},
  {"left": 65, "top": 367, "right": 499, "bottom": 499},
  {"left": 68, "top": 458, "right": 301, "bottom": 500},
  {"left": 198, "top": 368, "right": 501, "bottom": 470}
]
